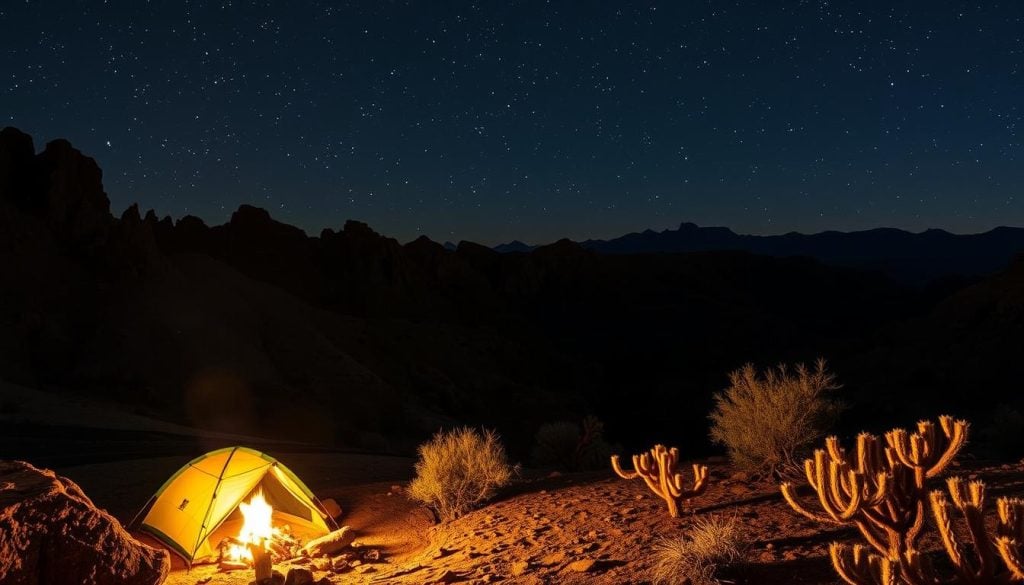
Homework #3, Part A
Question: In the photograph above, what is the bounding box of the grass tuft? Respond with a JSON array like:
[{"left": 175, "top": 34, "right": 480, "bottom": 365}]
[{"left": 650, "top": 515, "right": 748, "bottom": 585}]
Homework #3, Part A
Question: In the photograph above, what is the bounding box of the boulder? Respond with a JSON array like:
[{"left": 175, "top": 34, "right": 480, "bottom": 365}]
[{"left": 0, "top": 460, "right": 169, "bottom": 584}]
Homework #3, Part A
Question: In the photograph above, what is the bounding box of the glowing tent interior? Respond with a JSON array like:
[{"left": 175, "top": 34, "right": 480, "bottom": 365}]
[{"left": 132, "top": 446, "right": 337, "bottom": 565}]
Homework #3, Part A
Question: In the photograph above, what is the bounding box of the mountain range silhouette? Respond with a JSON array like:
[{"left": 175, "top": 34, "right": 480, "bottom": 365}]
[
  {"left": 3, "top": 126, "right": 1023, "bottom": 460},
  {"left": 497, "top": 222, "right": 1024, "bottom": 285}
]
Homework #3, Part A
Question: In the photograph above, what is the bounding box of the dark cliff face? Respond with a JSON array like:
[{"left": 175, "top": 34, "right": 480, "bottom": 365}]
[{"left": 1, "top": 126, "right": 1019, "bottom": 454}]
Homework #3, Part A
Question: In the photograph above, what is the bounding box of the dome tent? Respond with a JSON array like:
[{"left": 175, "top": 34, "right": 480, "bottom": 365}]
[{"left": 132, "top": 446, "right": 337, "bottom": 565}]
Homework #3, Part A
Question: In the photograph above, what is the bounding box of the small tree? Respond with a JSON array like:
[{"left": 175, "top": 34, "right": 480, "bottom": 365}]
[
  {"left": 408, "top": 427, "right": 516, "bottom": 521},
  {"left": 708, "top": 359, "right": 841, "bottom": 478}
]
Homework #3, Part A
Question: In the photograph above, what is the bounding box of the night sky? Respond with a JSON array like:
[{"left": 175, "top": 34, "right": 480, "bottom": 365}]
[{"left": 3, "top": 2, "right": 1023, "bottom": 244}]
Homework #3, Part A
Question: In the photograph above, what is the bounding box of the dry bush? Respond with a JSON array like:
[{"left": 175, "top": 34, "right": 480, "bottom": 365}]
[
  {"left": 408, "top": 427, "right": 516, "bottom": 521},
  {"left": 650, "top": 515, "right": 747, "bottom": 585},
  {"left": 708, "top": 358, "right": 841, "bottom": 478},
  {"left": 531, "top": 415, "right": 613, "bottom": 471}
]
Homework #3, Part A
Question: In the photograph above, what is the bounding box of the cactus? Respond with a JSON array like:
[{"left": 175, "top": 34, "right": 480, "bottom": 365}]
[
  {"left": 781, "top": 416, "right": 968, "bottom": 563},
  {"left": 829, "top": 477, "right": 1024, "bottom": 584},
  {"left": 610, "top": 444, "right": 708, "bottom": 518}
]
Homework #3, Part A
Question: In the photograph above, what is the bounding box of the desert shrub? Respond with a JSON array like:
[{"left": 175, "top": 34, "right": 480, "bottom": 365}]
[
  {"left": 708, "top": 358, "right": 842, "bottom": 478},
  {"left": 650, "top": 515, "right": 747, "bottom": 585},
  {"left": 408, "top": 427, "right": 516, "bottom": 521},
  {"left": 531, "top": 415, "right": 613, "bottom": 471}
]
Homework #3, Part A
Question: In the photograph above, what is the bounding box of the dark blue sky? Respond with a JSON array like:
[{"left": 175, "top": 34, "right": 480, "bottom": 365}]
[{"left": 3, "top": 2, "right": 1022, "bottom": 244}]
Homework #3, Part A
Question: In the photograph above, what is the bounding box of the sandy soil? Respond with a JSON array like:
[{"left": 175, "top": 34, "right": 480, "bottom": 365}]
[{"left": 56, "top": 455, "right": 1024, "bottom": 585}]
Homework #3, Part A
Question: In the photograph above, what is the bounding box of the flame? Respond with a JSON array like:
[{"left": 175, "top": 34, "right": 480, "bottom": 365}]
[{"left": 225, "top": 489, "right": 275, "bottom": 563}]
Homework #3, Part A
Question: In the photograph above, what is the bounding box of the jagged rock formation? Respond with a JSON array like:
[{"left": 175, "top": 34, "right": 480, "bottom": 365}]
[
  {"left": 0, "top": 460, "right": 169, "bottom": 584},
  {"left": 2, "top": 126, "right": 1023, "bottom": 456}
]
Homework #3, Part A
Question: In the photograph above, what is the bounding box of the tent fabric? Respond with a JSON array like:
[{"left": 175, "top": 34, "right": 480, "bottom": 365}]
[{"left": 134, "top": 446, "right": 335, "bottom": 564}]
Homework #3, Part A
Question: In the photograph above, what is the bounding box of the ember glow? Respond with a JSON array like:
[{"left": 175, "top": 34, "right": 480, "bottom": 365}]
[{"left": 225, "top": 489, "right": 275, "bottom": 563}]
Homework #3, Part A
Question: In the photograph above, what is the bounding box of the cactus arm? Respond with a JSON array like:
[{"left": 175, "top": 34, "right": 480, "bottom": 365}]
[
  {"left": 995, "top": 538, "right": 1024, "bottom": 581},
  {"left": 899, "top": 548, "right": 940, "bottom": 585},
  {"left": 781, "top": 481, "right": 835, "bottom": 523},
  {"left": 924, "top": 417, "right": 968, "bottom": 478},
  {"left": 998, "top": 497, "right": 1024, "bottom": 541},
  {"left": 962, "top": 482, "right": 997, "bottom": 579},
  {"left": 997, "top": 497, "right": 1024, "bottom": 581},
  {"left": 610, "top": 455, "right": 637, "bottom": 479},
  {"left": 931, "top": 488, "right": 971, "bottom": 581},
  {"left": 688, "top": 464, "right": 709, "bottom": 497},
  {"left": 830, "top": 544, "right": 897, "bottom": 585},
  {"left": 854, "top": 517, "right": 899, "bottom": 561}
]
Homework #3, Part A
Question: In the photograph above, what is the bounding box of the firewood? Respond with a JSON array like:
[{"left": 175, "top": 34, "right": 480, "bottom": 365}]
[
  {"left": 251, "top": 543, "right": 273, "bottom": 581},
  {"left": 218, "top": 559, "right": 247, "bottom": 571},
  {"left": 302, "top": 526, "right": 355, "bottom": 557}
]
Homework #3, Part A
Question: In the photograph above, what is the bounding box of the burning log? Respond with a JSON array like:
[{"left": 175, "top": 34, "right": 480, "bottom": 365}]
[{"left": 251, "top": 542, "right": 272, "bottom": 582}]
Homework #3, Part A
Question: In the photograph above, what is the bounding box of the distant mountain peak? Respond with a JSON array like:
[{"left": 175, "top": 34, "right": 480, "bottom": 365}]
[{"left": 493, "top": 240, "right": 534, "bottom": 253}]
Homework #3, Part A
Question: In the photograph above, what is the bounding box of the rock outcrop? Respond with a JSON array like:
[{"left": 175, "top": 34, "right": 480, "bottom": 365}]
[{"left": 0, "top": 460, "right": 169, "bottom": 584}]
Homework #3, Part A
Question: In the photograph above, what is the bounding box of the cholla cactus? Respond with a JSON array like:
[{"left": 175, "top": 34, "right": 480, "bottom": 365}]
[
  {"left": 611, "top": 444, "right": 708, "bottom": 518},
  {"left": 781, "top": 416, "right": 968, "bottom": 562},
  {"left": 829, "top": 477, "right": 1024, "bottom": 584}
]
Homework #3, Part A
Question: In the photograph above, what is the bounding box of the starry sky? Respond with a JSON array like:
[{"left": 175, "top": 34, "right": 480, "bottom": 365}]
[{"left": 3, "top": 2, "right": 1023, "bottom": 244}]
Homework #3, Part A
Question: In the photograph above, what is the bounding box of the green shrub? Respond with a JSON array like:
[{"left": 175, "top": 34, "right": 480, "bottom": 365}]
[
  {"left": 531, "top": 415, "right": 613, "bottom": 471},
  {"left": 408, "top": 427, "right": 516, "bottom": 521},
  {"left": 650, "top": 515, "right": 747, "bottom": 585},
  {"left": 708, "top": 359, "right": 842, "bottom": 478}
]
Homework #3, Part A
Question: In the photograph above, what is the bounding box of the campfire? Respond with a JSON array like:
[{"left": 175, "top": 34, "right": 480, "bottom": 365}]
[{"left": 218, "top": 489, "right": 305, "bottom": 570}]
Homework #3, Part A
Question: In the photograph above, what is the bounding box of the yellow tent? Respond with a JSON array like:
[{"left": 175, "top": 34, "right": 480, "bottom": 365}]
[{"left": 133, "top": 446, "right": 336, "bottom": 564}]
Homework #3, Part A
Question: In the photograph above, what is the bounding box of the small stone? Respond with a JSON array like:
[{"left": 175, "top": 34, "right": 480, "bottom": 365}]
[
  {"left": 511, "top": 561, "right": 529, "bottom": 576},
  {"left": 284, "top": 568, "right": 315, "bottom": 585},
  {"left": 312, "top": 558, "right": 331, "bottom": 571},
  {"left": 540, "top": 552, "right": 566, "bottom": 566},
  {"left": 363, "top": 549, "right": 380, "bottom": 561},
  {"left": 567, "top": 559, "right": 597, "bottom": 573},
  {"left": 432, "top": 547, "right": 454, "bottom": 559}
]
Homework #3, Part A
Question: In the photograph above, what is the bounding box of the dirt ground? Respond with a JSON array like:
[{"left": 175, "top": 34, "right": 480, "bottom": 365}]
[{"left": 56, "top": 454, "right": 1024, "bottom": 585}]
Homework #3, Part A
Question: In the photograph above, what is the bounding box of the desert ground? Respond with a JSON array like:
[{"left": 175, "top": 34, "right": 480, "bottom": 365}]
[{"left": 52, "top": 449, "right": 1024, "bottom": 585}]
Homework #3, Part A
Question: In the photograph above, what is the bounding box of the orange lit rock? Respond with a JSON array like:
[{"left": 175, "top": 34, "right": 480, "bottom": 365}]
[{"left": 0, "top": 460, "right": 169, "bottom": 585}]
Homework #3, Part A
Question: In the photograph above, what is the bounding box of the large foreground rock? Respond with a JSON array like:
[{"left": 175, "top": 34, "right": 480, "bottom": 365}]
[{"left": 0, "top": 460, "right": 169, "bottom": 584}]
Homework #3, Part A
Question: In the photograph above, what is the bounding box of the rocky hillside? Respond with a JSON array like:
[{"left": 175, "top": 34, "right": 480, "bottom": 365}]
[{"left": 3, "top": 126, "right": 1023, "bottom": 457}]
